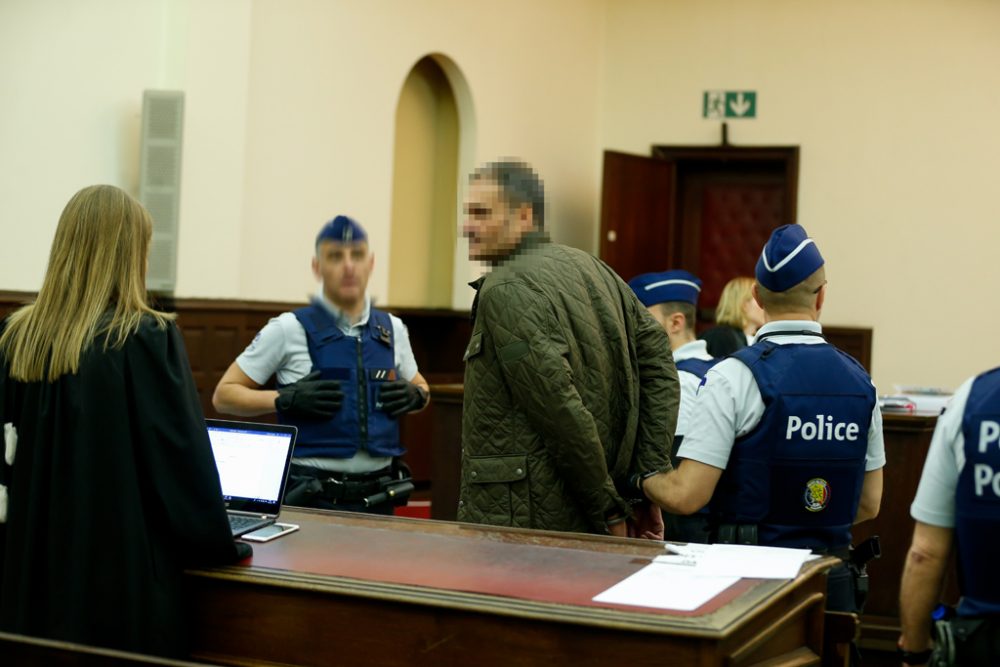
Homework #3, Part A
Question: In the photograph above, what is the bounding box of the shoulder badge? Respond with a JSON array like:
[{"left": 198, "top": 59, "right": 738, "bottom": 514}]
[{"left": 376, "top": 324, "right": 392, "bottom": 346}]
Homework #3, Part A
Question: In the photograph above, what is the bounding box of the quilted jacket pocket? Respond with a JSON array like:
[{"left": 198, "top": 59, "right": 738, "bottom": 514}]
[{"left": 466, "top": 454, "right": 530, "bottom": 527}]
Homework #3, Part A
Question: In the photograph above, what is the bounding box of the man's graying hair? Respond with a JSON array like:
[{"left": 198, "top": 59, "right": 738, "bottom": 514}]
[{"left": 472, "top": 160, "right": 545, "bottom": 228}]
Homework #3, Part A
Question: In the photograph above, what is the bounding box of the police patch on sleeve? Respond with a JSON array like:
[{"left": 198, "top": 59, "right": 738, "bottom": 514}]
[{"left": 803, "top": 478, "right": 831, "bottom": 512}]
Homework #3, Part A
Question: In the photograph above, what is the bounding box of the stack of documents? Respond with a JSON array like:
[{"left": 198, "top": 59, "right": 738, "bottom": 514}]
[
  {"left": 592, "top": 543, "right": 814, "bottom": 611},
  {"left": 890, "top": 385, "right": 953, "bottom": 416}
]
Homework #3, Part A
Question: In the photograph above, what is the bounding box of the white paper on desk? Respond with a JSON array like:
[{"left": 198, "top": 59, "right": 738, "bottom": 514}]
[
  {"left": 655, "top": 543, "right": 709, "bottom": 567},
  {"left": 694, "top": 544, "right": 812, "bottom": 579},
  {"left": 592, "top": 563, "right": 738, "bottom": 611}
]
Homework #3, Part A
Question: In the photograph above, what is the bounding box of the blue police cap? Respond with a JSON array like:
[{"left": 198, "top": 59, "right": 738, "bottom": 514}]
[
  {"left": 755, "top": 224, "right": 825, "bottom": 292},
  {"left": 315, "top": 215, "right": 368, "bottom": 246},
  {"left": 628, "top": 270, "right": 702, "bottom": 307}
]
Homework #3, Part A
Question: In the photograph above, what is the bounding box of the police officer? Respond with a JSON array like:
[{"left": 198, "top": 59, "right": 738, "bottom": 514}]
[
  {"left": 640, "top": 224, "right": 885, "bottom": 614},
  {"left": 898, "top": 367, "right": 1000, "bottom": 665},
  {"left": 629, "top": 270, "right": 715, "bottom": 543},
  {"left": 212, "top": 215, "right": 430, "bottom": 514}
]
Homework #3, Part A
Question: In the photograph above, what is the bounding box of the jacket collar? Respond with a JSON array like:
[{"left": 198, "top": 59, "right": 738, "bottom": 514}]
[
  {"left": 467, "top": 230, "right": 549, "bottom": 322},
  {"left": 507, "top": 229, "right": 550, "bottom": 260}
]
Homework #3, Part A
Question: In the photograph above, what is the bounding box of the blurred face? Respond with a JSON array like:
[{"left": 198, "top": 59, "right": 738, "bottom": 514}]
[
  {"left": 462, "top": 179, "right": 533, "bottom": 263},
  {"left": 312, "top": 240, "right": 373, "bottom": 307}
]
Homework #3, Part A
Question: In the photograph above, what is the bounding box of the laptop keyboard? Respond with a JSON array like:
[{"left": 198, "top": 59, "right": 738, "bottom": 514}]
[{"left": 229, "top": 515, "right": 270, "bottom": 536}]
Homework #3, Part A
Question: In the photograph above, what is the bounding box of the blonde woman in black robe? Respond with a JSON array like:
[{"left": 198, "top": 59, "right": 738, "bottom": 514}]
[
  {"left": 699, "top": 276, "right": 765, "bottom": 358},
  {"left": 0, "top": 184, "right": 249, "bottom": 657}
]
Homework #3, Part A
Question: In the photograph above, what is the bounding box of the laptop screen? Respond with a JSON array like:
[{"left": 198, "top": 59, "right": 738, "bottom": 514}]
[{"left": 206, "top": 419, "right": 297, "bottom": 515}]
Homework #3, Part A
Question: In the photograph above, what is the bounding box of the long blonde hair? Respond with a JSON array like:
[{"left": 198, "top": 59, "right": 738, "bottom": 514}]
[
  {"left": 714, "top": 276, "right": 755, "bottom": 328},
  {"left": 0, "top": 185, "right": 173, "bottom": 382}
]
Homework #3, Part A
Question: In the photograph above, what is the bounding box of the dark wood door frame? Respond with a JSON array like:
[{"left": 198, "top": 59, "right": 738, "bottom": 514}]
[
  {"left": 651, "top": 144, "right": 800, "bottom": 225},
  {"left": 649, "top": 145, "right": 800, "bottom": 316}
]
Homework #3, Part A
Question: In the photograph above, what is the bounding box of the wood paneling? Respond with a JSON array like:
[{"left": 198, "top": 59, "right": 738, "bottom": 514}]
[
  {"left": 825, "top": 326, "right": 873, "bottom": 373},
  {"left": 169, "top": 300, "right": 285, "bottom": 420},
  {"left": 427, "top": 384, "right": 463, "bottom": 520},
  {"left": 0, "top": 292, "right": 875, "bottom": 513},
  {"left": 0, "top": 293, "right": 470, "bottom": 496}
]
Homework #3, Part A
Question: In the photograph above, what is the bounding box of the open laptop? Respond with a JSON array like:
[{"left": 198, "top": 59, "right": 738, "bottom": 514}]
[{"left": 206, "top": 419, "right": 298, "bottom": 537}]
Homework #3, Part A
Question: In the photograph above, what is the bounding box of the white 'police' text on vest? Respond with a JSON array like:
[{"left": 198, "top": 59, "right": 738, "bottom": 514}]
[
  {"left": 785, "top": 415, "right": 860, "bottom": 441},
  {"left": 975, "top": 420, "right": 1000, "bottom": 497}
]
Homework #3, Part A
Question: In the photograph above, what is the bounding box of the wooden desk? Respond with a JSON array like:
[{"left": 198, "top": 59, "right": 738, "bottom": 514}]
[{"left": 187, "top": 510, "right": 835, "bottom": 666}]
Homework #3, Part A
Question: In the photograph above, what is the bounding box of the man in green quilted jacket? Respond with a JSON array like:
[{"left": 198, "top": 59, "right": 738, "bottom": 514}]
[{"left": 459, "top": 159, "right": 680, "bottom": 536}]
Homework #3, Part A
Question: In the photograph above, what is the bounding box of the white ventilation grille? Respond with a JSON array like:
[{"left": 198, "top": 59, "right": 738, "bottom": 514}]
[{"left": 139, "top": 90, "right": 184, "bottom": 293}]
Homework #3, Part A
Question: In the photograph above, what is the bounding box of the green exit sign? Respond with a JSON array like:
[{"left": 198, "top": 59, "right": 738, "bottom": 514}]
[{"left": 703, "top": 90, "right": 757, "bottom": 119}]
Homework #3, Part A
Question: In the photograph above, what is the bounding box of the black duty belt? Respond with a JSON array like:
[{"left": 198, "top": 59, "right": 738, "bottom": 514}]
[
  {"left": 819, "top": 546, "right": 853, "bottom": 562},
  {"left": 289, "top": 463, "right": 392, "bottom": 502}
]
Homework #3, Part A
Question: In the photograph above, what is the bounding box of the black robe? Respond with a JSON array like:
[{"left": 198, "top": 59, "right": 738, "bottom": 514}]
[
  {"left": 699, "top": 324, "right": 748, "bottom": 358},
  {"left": 0, "top": 318, "right": 241, "bottom": 657}
]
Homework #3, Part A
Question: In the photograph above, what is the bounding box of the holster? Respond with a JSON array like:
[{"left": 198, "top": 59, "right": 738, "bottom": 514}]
[
  {"left": 847, "top": 536, "right": 881, "bottom": 613},
  {"left": 283, "top": 475, "right": 324, "bottom": 506},
  {"left": 849, "top": 565, "right": 870, "bottom": 613},
  {"left": 714, "top": 523, "right": 758, "bottom": 545},
  {"left": 364, "top": 459, "right": 414, "bottom": 508}
]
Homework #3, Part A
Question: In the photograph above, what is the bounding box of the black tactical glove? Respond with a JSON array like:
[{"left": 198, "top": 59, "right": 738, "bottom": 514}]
[
  {"left": 274, "top": 370, "right": 343, "bottom": 419},
  {"left": 378, "top": 380, "right": 428, "bottom": 418}
]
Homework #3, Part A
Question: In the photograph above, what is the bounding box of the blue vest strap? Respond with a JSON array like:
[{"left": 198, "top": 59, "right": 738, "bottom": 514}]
[{"left": 675, "top": 357, "right": 717, "bottom": 380}]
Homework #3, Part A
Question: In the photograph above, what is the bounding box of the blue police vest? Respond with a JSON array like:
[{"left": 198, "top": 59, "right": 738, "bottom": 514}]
[
  {"left": 276, "top": 303, "right": 404, "bottom": 459},
  {"left": 676, "top": 357, "right": 717, "bottom": 379},
  {"left": 956, "top": 366, "right": 1000, "bottom": 617},
  {"left": 712, "top": 338, "right": 875, "bottom": 551}
]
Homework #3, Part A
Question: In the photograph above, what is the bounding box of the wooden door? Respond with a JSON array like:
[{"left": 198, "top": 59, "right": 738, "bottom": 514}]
[
  {"left": 655, "top": 146, "right": 798, "bottom": 315},
  {"left": 598, "top": 147, "right": 798, "bottom": 318},
  {"left": 598, "top": 151, "right": 675, "bottom": 281}
]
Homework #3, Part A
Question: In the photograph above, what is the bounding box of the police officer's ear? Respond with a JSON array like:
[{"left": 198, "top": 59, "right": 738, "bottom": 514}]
[
  {"left": 667, "top": 311, "right": 686, "bottom": 336},
  {"left": 750, "top": 281, "right": 765, "bottom": 311},
  {"left": 311, "top": 254, "right": 321, "bottom": 281},
  {"left": 814, "top": 282, "right": 826, "bottom": 313}
]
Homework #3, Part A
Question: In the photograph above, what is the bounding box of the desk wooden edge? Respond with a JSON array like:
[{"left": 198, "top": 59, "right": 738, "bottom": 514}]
[{"left": 187, "top": 554, "right": 839, "bottom": 641}]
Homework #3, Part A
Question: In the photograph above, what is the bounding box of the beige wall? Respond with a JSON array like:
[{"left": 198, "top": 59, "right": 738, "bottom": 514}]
[
  {"left": 237, "top": 0, "right": 606, "bottom": 308},
  {"left": 0, "top": 0, "right": 606, "bottom": 311},
  {"left": 601, "top": 0, "right": 1000, "bottom": 391},
  {"left": 0, "top": 0, "right": 252, "bottom": 298},
  {"left": 2, "top": 0, "right": 997, "bottom": 390}
]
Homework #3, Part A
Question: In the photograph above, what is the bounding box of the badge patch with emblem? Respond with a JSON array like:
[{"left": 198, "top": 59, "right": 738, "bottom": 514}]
[
  {"left": 803, "top": 478, "right": 831, "bottom": 512},
  {"left": 376, "top": 324, "right": 392, "bottom": 346}
]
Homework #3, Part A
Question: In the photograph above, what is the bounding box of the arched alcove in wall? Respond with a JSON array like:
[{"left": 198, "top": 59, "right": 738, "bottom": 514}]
[{"left": 388, "top": 54, "right": 475, "bottom": 309}]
